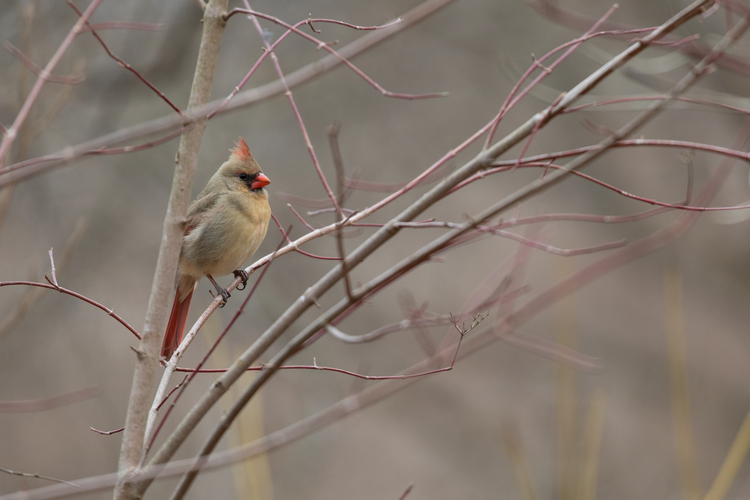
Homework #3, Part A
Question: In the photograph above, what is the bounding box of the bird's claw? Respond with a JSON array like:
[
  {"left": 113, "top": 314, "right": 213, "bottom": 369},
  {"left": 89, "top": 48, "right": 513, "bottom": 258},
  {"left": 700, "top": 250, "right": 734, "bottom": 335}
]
[
  {"left": 207, "top": 274, "right": 231, "bottom": 307},
  {"left": 233, "top": 269, "right": 249, "bottom": 291},
  {"left": 210, "top": 288, "right": 231, "bottom": 307},
  {"left": 218, "top": 288, "right": 230, "bottom": 307}
]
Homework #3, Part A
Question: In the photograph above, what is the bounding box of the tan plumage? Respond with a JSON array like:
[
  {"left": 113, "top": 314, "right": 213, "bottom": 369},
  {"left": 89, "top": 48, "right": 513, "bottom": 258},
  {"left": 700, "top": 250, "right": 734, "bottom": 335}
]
[{"left": 161, "top": 138, "right": 271, "bottom": 359}]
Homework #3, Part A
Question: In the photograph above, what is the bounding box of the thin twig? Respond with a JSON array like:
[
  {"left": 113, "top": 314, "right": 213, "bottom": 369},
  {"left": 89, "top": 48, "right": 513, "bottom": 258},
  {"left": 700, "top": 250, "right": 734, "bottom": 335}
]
[
  {"left": 47, "top": 249, "right": 59, "bottom": 289},
  {"left": 270, "top": 213, "right": 341, "bottom": 260},
  {"left": 91, "top": 427, "right": 124, "bottom": 436},
  {"left": 154, "top": 376, "right": 189, "bottom": 412},
  {"left": 206, "top": 15, "right": 403, "bottom": 119},
  {"left": 241, "top": 2, "right": 343, "bottom": 222},
  {"left": 287, "top": 204, "right": 317, "bottom": 231},
  {"left": 0, "top": 468, "right": 79, "bottom": 489},
  {"left": 0, "top": 0, "right": 104, "bottom": 166},
  {"left": 225, "top": 9, "right": 447, "bottom": 101},
  {"left": 80, "top": 22, "right": 163, "bottom": 33},
  {"left": 394, "top": 220, "right": 629, "bottom": 256},
  {"left": 562, "top": 94, "right": 750, "bottom": 117},
  {"left": 0, "top": 386, "right": 99, "bottom": 413},
  {"left": 174, "top": 331, "right": 466, "bottom": 380},
  {"left": 0, "top": 220, "right": 87, "bottom": 341},
  {"left": 472, "top": 161, "right": 750, "bottom": 212},
  {"left": 66, "top": 1, "right": 182, "bottom": 115},
  {"left": 397, "top": 484, "right": 414, "bottom": 500},
  {"left": 327, "top": 124, "right": 354, "bottom": 300},
  {"left": 0, "top": 281, "right": 140, "bottom": 339},
  {"left": 483, "top": 4, "right": 620, "bottom": 148},
  {"left": 493, "top": 139, "right": 750, "bottom": 168},
  {"left": 5, "top": 42, "right": 84, "bottom": 85},
  {"left": 528, "top": 0, "right": 750, "bottom": 75}
]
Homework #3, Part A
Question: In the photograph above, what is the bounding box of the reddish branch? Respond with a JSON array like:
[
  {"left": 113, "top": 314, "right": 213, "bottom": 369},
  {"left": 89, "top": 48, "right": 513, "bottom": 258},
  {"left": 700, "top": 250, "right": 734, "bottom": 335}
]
[
  {"left": 67, "top": 1, "right": 182, "bottom": 115},
  {"left": 0, "top": 281, "right": 141, "bottom": 339},
  {"left": 241, "top": 1, "right": 344, "bottom": 221},
  {"left": 270, "top": 213, "right": 341, "bottom": 260},
  {"left": 172, "top": 333, "right": 466, "bottom": 380},
  {"left": 207, "top": 15, "right": 405, "bottom": 119},
  {"left": 224, "top": 9, "right": 447, "bottom": 101},
  {"left": 484, "top": 4, "right": 619, "bottom": 148},
  {"left": 466, "top": 162, "right": 749, "bottom": 213}
]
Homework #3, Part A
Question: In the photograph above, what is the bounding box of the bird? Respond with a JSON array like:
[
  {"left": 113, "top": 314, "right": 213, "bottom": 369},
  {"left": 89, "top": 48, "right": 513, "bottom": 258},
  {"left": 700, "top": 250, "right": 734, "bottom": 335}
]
[{"left": 161, "top": 138, "right": 271, "bottom": 359}]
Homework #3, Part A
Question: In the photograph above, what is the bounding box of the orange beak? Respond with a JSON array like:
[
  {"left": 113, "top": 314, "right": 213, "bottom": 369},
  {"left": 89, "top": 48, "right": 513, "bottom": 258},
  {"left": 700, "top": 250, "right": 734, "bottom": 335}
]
[{"left": 251, "top": 173, "right": 270, "bottom": 190}]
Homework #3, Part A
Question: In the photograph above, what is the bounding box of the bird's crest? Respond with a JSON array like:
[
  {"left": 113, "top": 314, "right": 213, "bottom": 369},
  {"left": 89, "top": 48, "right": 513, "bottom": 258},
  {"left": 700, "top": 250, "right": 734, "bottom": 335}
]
[{"left": 230, "top": 138, "right": 253, "bottom": 162}]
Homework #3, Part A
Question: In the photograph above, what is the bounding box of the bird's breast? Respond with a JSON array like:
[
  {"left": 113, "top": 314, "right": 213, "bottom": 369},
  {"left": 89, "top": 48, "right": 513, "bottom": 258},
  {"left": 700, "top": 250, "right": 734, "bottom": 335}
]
[{"left": 179, "top": 191, "right": 271, "bottom": 278}]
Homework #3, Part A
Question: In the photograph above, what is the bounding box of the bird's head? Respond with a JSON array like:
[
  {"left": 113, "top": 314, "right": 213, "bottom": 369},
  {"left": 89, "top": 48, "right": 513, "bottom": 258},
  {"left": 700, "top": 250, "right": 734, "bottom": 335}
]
[{"left": 216, "top": 137, "right": 271, "bottom": 193}]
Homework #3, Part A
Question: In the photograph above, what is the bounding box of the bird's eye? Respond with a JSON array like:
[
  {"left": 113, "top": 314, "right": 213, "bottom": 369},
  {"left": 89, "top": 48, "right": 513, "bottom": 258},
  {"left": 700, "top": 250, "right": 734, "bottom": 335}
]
[{"left": 238, "top": 173, "right": 249, "bottom": 181}]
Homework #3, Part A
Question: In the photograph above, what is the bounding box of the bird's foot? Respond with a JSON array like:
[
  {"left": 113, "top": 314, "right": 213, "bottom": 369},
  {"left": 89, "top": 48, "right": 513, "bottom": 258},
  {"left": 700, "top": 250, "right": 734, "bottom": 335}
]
[
  {"left": 209, "top": 287, "right": 231, "bottom": 307},
  {"left": 207, "top": 274, "right": 230, "bottom": 307},
  {"left": 233, "top": 269, "right": 249, "bottom": 290},
  {"left": 216, "top": 287, "right": 230, "bottom": 307}
]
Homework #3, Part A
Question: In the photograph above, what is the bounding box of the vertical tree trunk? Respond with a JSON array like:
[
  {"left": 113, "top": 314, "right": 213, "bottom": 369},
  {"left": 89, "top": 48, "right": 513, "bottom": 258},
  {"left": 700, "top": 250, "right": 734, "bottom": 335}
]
[{"left": 114, "top": 1, "right": 229, "bottom": 498}]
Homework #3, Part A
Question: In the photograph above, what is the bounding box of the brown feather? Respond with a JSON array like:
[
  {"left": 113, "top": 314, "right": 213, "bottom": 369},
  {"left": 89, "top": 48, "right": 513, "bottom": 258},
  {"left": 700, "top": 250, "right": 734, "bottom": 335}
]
[{"left": 162, "top": 288, "right": 194, "bottom": 359}]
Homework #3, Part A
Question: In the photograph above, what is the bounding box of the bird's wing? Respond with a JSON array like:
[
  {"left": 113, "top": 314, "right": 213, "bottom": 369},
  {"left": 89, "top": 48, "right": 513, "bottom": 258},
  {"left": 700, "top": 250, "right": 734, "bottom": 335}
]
[{"left": 184, "top": 191, "right": 221, "bottom": 234}]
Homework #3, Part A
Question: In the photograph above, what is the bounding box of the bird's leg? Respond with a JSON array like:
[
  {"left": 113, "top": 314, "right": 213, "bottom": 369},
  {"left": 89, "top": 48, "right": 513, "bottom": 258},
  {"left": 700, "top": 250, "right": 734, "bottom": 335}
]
[
  {"left": 233, "top": 269, "right": 249, "bottom": 290},
  {"left": 207, "top": 274, "right": 230, "bottom": 307}
]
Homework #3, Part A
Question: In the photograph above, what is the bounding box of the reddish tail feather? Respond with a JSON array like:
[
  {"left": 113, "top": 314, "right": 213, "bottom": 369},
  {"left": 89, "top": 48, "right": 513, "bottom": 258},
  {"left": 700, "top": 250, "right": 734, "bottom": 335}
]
[{"left": 161, "top": 288, "right": 194, "bottom": 359}]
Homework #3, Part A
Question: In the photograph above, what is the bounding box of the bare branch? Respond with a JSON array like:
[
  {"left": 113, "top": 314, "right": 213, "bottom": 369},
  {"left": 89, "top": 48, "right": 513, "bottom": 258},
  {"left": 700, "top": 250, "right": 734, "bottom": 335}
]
[
  {"left": 4, "top": 42, "right": 84, "bottom": 85},
  {"left": 0, "top": 386, "right": 99, "bottom": 413},
  {"left": 90, "top": 427, "right": 124, "bottom": 436},
  {"left": 80, "top": 22, "right": 163, "bottom": 33},
  {"left": 0, "top": 0, "right": 458, "bottom": 186},
  {"left": 0, "top": 468, "right": 79, "bottom": 489},
  {"left": 270, "top": 213, "right": 341, "bottom": 260},
  {"left": 226, "top": 9, "right": 448, "bottom": 101},
  {"left": 0, "top": 281, "right": 140, "bottom": 340},
  {"left": 0, "top": 219, "right": 87, "bottom": 341},
  {"left": 240, "top": 1, "right": 343, "bottom": 224},
  {"left": 327, "top": 124, "right": 354, "bottom": 301},
  {"left": 66, "top": 1, "right": 181, "bottom": 115}
]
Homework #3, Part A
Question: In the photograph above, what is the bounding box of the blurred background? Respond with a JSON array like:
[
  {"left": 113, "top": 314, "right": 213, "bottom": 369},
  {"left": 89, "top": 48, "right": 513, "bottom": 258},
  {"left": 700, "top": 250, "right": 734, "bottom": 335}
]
[{"left": 1, "top": 0, "right": 749, "bottom": 498}]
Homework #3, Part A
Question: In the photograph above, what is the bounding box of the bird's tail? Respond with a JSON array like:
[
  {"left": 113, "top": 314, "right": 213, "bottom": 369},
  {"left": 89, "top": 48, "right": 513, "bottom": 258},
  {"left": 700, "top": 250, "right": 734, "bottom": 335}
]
[{"left": 161, "top": 287, "right": 194, "bottom": 359}]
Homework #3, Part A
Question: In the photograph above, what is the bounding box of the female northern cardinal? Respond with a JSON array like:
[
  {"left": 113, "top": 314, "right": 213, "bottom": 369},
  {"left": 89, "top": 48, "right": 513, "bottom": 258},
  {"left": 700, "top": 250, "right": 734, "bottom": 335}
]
[{"left": 161, "top": 138, "right": 271, "bottom": 359}]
